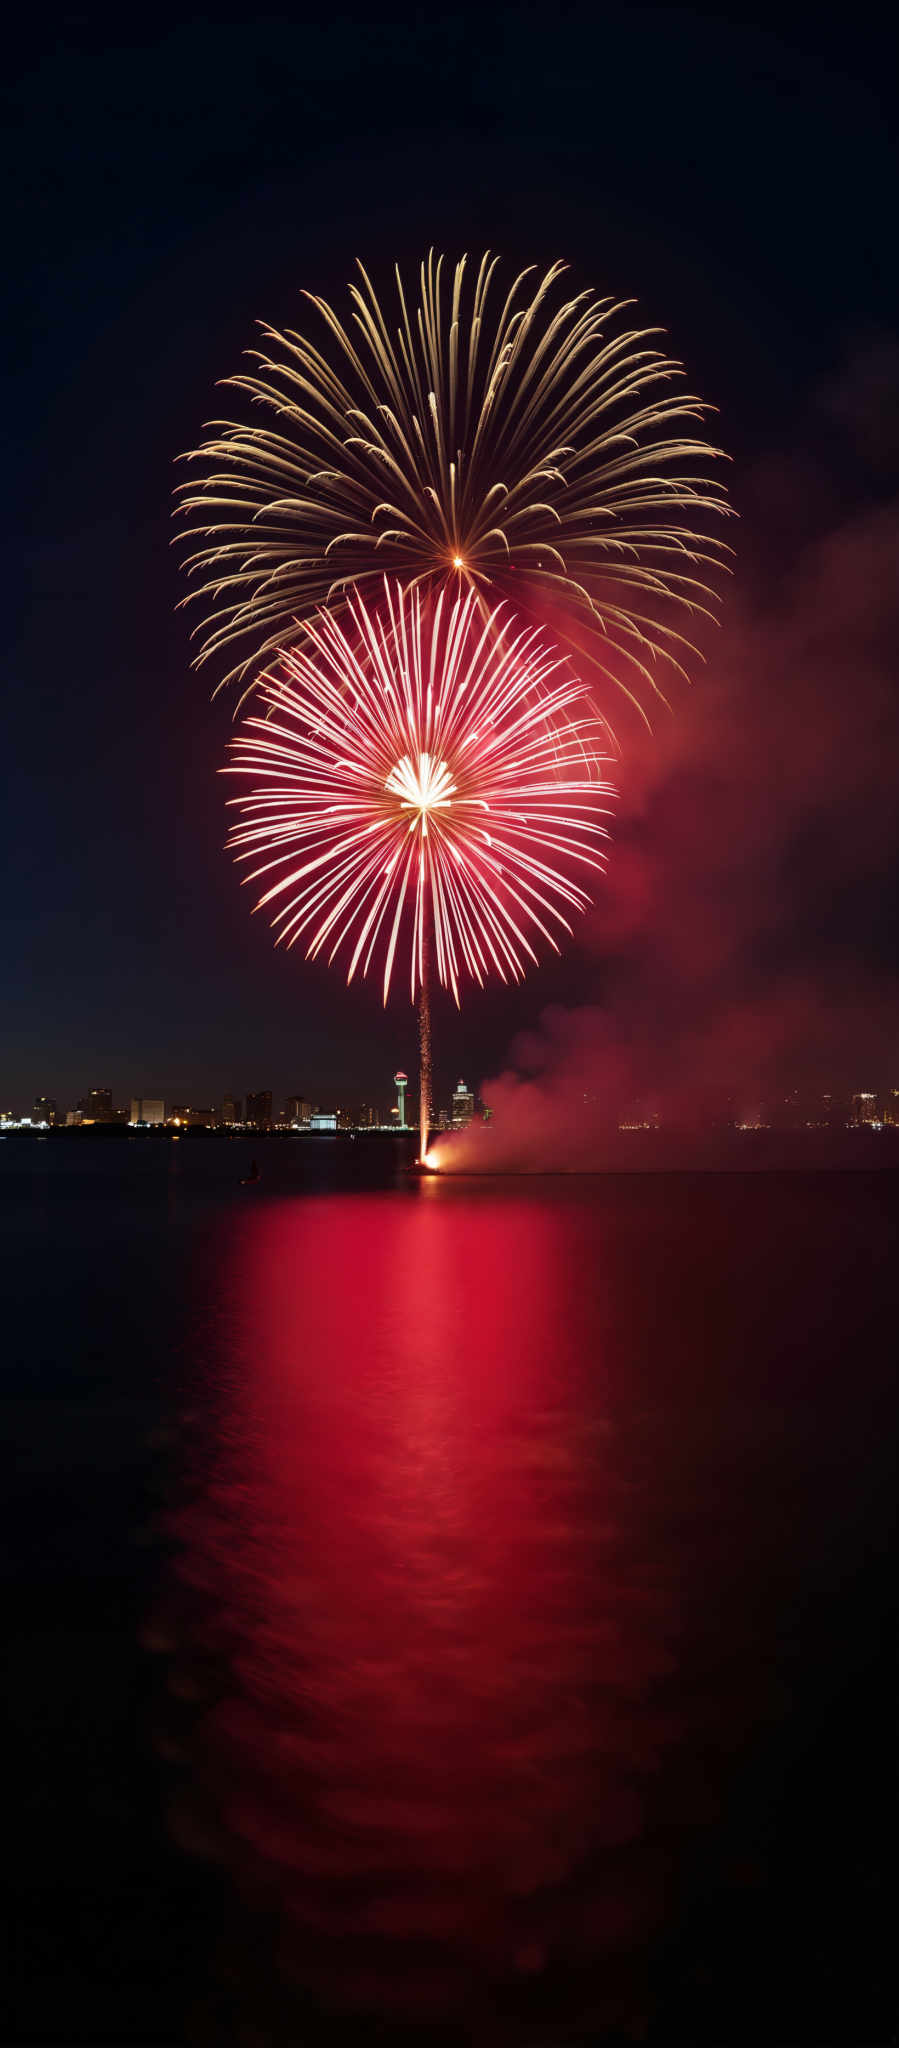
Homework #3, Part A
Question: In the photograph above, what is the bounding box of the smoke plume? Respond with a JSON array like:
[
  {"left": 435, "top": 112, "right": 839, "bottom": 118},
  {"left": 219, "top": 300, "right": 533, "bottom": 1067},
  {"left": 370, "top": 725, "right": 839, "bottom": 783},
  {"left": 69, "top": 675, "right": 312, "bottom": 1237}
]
[{"left": 434, "top": 385, "right": 899, "bottom": 1171}]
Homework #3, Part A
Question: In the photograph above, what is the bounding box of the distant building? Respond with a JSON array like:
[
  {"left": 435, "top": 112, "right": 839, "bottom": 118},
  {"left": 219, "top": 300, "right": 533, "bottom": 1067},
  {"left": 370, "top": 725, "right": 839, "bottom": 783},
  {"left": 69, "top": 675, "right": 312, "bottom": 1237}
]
[
  {"left": 220, "top": 1096, "right": 242, "bottom": 1125},
  {"left": 310, "top": 1112, "right": 337, "bottom": 1132},
  {"left": 285, "top": 1095, "right": 311, "bottom": 1126},
  {"left": 394, "top": 1071, "right": 408, "bottom": 1127},
  {"left": 851, "top": 1091, "right": 879, "bottom": 1127},
  {"left": 33, "top": 1096, "right": 56, "bottom": 1126},
  {"left": 79, "top": 1087, "right": 114, "bottom": 1124},
  {"left": 130, "top": 1098, "right": 165, "bottom": 1125},
  {"left": 451, "top": 1079, "right": 474, "bottom": 1128},
  {"left": 245, "top": 1090, "right": 273, "bottom": 1128}
]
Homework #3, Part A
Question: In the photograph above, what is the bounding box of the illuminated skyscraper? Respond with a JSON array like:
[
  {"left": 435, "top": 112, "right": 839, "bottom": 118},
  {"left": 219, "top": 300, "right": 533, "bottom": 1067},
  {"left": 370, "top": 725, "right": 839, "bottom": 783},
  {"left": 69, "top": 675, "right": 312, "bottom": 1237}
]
[
  {"left": 451, "top": 1079, "right": 475, "bottom": 1128},
  {"left": 79, "top": 1087, "right": 114, "bottom": 1123},
  {"left": 129, "top": 1098, "right": 165, "bottom": 1125},
  {"left": 394, "top": 1071, "right": 408, "bottom": 1127},
  {"left": 220, "top": 1096, "right": 242, "bottom": 1125},
  {"left": 33, "top": 1096, "right": 56, "bottom": 1126},
  {"left": 285, "top": 1096, "right": 312, "bottom": 1126},
  {"left": 852, "top": 1091, "right": 878, "bottom": 1127}
]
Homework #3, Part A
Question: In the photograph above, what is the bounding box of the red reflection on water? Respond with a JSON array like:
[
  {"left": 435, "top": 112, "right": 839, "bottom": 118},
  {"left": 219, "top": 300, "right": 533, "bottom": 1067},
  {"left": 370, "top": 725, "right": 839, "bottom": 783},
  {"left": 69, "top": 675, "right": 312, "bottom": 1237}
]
[{"left": 159, "top": 1190, "right": 683, "bottom": 2034}]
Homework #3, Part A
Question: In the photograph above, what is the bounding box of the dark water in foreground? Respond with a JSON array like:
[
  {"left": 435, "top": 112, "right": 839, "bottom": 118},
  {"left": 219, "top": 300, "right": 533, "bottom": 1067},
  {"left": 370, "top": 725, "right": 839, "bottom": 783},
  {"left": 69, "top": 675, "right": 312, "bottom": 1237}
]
[{"left": 3, "top": 1136, "right": 896, "bottom": 2045}]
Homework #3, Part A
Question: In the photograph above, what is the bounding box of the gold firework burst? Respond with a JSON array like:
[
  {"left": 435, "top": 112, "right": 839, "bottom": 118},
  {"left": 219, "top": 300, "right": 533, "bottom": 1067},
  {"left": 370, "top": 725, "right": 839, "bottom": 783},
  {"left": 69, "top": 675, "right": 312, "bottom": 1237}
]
[{"left": 177, "top": 252, "right": 732, "bottom": 719}]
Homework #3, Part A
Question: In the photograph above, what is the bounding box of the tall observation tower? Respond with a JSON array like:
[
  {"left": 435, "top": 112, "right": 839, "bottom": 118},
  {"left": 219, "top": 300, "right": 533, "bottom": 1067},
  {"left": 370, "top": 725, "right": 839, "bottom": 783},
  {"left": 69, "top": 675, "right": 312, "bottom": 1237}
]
[{"left": 394, "top": 1071, "right": 408, "bottom": 1128}]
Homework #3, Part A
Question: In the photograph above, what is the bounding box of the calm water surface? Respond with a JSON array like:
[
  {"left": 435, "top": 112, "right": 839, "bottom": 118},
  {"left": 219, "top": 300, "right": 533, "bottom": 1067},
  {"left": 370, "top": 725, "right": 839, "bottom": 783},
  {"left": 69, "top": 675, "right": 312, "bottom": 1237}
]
[{"left": 4, "top": 1137, "right": 896, "bottom": 2043}]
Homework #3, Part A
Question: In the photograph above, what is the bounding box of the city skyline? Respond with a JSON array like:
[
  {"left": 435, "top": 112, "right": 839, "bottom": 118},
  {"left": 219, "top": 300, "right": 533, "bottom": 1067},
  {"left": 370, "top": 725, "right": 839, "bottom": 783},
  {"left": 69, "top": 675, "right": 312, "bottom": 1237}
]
[
  {"left": 3, "top": 1071, "right": 486, "bottom": 1130},
  {"left": 6, "top": 1076, "right": 898, "bottom": 1136}
]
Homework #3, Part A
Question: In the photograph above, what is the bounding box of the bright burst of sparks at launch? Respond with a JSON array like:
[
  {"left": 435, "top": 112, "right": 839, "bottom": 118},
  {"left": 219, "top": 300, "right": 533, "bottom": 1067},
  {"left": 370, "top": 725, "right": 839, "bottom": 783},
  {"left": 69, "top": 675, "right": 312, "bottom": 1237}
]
[
  {"left": 224, "top": 580, "right": 615, "bottom": 1005},
  {"left": 178, "top": 251, "right": 732, "bottom": 719}
]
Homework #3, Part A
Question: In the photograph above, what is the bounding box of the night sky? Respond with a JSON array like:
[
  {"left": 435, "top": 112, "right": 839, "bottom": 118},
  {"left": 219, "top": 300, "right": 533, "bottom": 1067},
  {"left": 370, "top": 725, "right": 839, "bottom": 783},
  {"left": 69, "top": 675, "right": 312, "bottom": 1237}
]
[{"left": 8, "top": 2, "right": 898, "bottom": 1116}]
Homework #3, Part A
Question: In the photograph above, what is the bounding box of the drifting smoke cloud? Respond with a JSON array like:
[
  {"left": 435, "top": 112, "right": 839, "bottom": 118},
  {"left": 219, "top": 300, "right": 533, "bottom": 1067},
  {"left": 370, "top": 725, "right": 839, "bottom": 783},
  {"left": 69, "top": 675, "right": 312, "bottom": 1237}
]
[{"left": 435, "top": 369, "right": 899, "bottom": 1171}]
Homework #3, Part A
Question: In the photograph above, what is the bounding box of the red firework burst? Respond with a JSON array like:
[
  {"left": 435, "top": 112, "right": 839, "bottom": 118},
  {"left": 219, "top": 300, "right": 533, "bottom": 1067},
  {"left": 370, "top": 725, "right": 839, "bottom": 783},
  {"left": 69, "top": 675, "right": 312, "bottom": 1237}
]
[{"left": 224, "top": 579, "right": 615, "bottom": 1007}]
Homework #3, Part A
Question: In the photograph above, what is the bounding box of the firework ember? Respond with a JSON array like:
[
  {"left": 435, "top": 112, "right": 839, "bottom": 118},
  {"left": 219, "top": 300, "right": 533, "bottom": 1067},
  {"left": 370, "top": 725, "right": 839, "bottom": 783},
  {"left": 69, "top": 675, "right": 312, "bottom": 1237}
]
[
  {"left": 224, "top": 580, "right": 614, "bottom": 1048},
  {"left": 178, "top": 252, "right": 731, "bottom": 719}
]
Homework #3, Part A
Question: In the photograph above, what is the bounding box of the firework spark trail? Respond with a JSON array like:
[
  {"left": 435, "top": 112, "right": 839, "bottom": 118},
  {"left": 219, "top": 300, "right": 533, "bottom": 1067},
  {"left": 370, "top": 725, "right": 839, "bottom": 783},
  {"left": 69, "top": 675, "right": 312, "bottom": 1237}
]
[
  {"left": 178, "top": 252, "right": 732, "bottom": 720},
  {"left": 223, "top": 580, "right": 615, "bottom": 1017},
  {"left": 417, "top": 904, "right": 433, "bottom": 1162}
]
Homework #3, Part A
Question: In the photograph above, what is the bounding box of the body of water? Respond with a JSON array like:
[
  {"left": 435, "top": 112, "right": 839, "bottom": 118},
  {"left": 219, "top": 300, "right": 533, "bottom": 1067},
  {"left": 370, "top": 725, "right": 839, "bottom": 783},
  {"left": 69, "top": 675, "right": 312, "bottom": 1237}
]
[{"left": 4, "top": 1135, "right": 896, "bottom": 2043}]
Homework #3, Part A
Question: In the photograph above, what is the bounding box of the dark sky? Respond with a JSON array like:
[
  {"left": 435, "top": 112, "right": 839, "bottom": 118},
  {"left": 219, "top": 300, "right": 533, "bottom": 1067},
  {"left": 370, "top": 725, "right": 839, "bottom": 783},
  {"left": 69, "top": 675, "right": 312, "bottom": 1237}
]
[{"left": 7, "top": 1, "right": 898, "bottom": 1114}]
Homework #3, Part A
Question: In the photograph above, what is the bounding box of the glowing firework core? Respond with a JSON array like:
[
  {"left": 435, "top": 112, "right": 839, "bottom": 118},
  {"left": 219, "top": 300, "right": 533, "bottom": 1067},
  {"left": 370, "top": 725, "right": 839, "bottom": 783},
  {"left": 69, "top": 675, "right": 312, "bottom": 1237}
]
[{"left": 385, "top": 751, "right": 457, "bottom": 829}]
